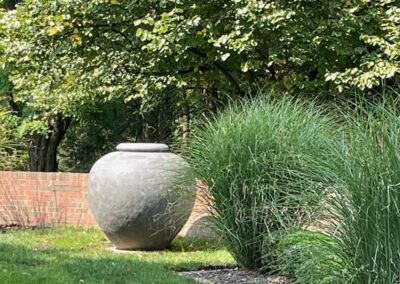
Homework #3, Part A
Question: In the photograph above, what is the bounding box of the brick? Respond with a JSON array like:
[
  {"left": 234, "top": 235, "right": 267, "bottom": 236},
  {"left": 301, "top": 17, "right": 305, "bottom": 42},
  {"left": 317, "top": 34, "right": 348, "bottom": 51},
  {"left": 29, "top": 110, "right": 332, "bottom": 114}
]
[
  {"left": 49, "top": 185, "right": 75, "bottom": 192},
  {"left": 38, "top": 172, "right": 48, "bottom": 180},
  {"left": 16, "top": 172, "right": 25, "bottom": 180}
]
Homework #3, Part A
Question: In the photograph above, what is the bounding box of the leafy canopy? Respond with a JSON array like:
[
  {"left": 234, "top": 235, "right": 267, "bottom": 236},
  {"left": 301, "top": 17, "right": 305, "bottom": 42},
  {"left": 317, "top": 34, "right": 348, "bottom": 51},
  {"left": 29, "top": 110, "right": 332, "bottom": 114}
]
[{"left": 0, "top": 0, "right": 399, "bottom": 136}]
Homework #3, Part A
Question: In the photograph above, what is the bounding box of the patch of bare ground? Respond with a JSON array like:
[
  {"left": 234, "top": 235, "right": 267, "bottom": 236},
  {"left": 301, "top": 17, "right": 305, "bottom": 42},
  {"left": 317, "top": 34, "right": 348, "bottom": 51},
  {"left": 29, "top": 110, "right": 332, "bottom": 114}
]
[{"left": 178, "top": 267, "right": 292, "bottom": 284}]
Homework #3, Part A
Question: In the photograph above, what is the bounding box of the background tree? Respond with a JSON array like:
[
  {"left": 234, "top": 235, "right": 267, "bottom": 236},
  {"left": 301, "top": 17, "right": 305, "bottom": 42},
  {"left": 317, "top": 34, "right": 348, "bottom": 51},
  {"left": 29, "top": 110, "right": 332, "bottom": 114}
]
[{"left": 0, "top": 0, "right": 398, "bottom": 172}]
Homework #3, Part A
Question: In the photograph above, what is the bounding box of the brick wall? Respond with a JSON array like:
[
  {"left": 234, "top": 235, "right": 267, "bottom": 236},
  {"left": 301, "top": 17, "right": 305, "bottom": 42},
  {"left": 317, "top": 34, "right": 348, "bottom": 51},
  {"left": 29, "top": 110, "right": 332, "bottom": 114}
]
[
  {"left": 0, "top": 171, "right": 96, "bottom": 227},
  {"left": 0, "top": 171, "right": 210, "bottom": 237}
]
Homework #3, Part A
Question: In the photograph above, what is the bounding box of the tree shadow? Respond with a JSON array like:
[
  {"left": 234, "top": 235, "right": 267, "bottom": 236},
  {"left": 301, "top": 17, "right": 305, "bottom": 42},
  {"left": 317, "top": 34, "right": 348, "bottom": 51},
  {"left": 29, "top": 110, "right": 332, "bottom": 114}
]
[{"left": 0, "top": 243, "right": 196, "bottom": 284}]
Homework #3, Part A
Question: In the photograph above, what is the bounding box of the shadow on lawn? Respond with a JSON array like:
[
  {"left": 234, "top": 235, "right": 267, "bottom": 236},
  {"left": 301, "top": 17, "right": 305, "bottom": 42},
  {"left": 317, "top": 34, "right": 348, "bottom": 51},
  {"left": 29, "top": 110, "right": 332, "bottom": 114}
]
[
  {"left": 170, "top": 236, "right": 224, "bottom": 252},
  {"left": 0, "top": 243, "right": 196, "bottom": 284}
]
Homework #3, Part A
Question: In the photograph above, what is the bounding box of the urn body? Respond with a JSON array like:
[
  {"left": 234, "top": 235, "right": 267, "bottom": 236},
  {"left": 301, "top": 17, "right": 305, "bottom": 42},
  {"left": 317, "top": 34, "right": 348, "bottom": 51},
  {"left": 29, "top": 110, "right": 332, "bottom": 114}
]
[{"left": 88, "top": 143, "right": 195, "bottom": 250}]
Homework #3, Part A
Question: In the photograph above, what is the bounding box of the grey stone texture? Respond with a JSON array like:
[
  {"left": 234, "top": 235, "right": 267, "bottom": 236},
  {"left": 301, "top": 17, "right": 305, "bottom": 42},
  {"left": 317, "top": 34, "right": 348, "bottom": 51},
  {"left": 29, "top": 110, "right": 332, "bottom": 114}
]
[
  {"left": 88, "top": 143, "right": 195, "bottom": 250},
  {"left": 116, "top": 143, "right": 169, "bottom": 152}
]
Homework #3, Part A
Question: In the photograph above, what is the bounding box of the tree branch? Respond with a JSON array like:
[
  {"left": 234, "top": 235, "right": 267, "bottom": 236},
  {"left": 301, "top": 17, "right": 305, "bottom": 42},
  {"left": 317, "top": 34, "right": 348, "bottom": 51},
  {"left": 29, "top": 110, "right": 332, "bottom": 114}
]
[
  {"left": 188, "top": 47, "right": 245, "bottom": 96},
  {"left": 7, "top": 92, "right": 22, "bottom": 117}
]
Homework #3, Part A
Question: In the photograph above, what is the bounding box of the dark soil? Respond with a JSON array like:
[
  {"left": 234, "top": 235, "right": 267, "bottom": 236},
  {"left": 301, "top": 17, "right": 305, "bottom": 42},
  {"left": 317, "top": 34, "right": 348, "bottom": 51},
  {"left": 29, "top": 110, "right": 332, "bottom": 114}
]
[{"left": 0, "top": 224, "right": 24, "bottom": 233}]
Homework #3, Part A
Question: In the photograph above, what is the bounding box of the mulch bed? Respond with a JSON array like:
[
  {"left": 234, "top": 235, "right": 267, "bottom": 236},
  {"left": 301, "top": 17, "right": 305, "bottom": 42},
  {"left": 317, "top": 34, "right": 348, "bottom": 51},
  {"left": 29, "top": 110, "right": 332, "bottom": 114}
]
[{"left": 178, "top": 267, "right": 292, "bottom": 284}]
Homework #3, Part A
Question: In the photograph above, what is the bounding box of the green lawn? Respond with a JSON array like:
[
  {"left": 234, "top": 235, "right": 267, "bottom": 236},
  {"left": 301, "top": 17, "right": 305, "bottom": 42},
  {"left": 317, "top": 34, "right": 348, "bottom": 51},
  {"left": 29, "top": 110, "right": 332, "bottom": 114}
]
[{"left": 0, "top": 227, "right": 235, "bottom": 284}]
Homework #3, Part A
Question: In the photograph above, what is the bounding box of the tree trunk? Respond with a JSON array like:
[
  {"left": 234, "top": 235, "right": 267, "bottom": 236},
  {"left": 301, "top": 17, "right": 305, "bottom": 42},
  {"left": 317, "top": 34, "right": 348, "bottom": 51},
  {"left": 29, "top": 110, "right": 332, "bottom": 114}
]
[
  {"left": 3, "top": 0, "right": 18, "bottom": 10},
  {"left": 181, "top": 102, "right": 190, "bottom": 150},
  {"left": 27, "top": 116, "right": 71, "bottom": 172},
  {"left": 142, "top": 109, "right": 159, "bottom": 142},
  {"left": 158, "top": 96, "right": 174, "bottom": 144}
]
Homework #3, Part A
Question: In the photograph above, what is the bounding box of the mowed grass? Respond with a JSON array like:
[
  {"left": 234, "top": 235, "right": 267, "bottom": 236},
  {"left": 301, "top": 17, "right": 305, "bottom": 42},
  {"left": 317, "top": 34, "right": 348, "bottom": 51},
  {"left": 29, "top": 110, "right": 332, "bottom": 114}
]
[{"left": 0, "top": 227, "right": 234, "bottom": 284}]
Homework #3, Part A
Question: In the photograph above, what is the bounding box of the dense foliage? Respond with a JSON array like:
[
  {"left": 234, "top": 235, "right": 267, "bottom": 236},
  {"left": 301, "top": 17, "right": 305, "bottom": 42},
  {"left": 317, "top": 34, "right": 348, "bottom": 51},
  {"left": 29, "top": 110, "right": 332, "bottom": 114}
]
[
  {"left": 58, "top": 100, "right": 155, "bottom": 172},
  {"left": 187, "top": 98, "right": 335, "bottom": 271},
  {"left": 277, "top": 231, "right": 342, "bottom": 284},
  {"left": 326, "top": 2, "right": 400, "bottom": 91},
  {"left": 189, "top": 95, "right": 400, "bottom": 282},
  {"left": 0, "top": 108, "right": 27, "bottom": 170},
  {"left": 270, "top": 99, "right": 400, "bottom": 283},
  {"left": 324, "top": 102, "right": 400, "bottom": 283},
  {"left": 0, "top": 0, "right": 399, "bottom": 171}
]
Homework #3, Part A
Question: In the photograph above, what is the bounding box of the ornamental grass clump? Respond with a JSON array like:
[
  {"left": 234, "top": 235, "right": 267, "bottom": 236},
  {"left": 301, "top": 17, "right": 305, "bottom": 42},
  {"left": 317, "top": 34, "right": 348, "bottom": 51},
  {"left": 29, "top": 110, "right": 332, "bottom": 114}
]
[
  {"left": 325, "top": 102, "right": 400, "bottom": 283},
  {"left": 187, "top": 98, "right": 335, "bottom": 272}
]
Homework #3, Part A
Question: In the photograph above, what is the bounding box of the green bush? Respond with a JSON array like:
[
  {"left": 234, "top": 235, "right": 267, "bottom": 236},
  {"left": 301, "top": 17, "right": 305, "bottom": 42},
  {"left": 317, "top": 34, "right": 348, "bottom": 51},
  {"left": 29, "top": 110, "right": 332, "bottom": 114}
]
[
  {"left": 187, "top": 97, "right": 335, "bottom": 272},
  {"left": 324, "top": 101, "right": 400, "bottom": 283},
  {"left": 277, "top": 230, "right": 343, "bottom": 284}
]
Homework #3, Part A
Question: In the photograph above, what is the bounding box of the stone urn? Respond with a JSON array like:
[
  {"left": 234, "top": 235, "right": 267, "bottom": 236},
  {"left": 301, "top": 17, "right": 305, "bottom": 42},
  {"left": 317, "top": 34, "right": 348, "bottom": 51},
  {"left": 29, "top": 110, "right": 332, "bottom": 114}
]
[{"left": 88, "top": 143, "right": 195, "bottom": 250}]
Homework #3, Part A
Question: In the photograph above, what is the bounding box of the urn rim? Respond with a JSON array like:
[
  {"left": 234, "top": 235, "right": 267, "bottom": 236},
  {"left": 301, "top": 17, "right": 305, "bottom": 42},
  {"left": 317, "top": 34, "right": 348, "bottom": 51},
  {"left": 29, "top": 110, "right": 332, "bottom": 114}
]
[{"left": 116, "top": 143, "right": 170, "bottom": 152}]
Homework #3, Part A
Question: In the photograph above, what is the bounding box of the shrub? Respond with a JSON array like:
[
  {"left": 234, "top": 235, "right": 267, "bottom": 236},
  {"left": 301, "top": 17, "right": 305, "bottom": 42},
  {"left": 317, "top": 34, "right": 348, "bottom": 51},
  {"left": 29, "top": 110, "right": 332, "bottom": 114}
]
[
  {"left": 277, "top": 230, "right": 343, "bottom": 284},
  {"left": 187, "top": 97, "right": 335, "bottom": 272}
]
